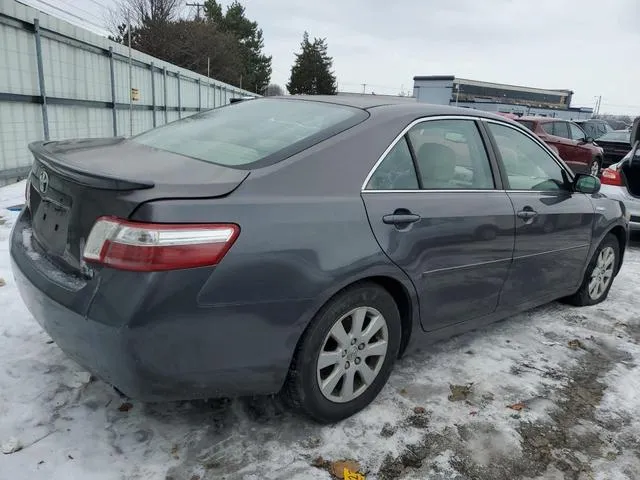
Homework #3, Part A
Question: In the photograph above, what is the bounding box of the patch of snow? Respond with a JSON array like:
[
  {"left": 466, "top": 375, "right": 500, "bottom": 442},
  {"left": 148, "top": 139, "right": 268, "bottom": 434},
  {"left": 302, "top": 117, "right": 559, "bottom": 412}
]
[{"left": 1, "top": 437, "right": 22, "bottom": 454}]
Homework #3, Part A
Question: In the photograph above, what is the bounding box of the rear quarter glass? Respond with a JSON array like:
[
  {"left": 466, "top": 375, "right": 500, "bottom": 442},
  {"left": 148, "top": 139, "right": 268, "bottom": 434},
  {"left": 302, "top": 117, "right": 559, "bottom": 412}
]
[{"left": 131, "top": 98, "right": 368, "bottom": 170}]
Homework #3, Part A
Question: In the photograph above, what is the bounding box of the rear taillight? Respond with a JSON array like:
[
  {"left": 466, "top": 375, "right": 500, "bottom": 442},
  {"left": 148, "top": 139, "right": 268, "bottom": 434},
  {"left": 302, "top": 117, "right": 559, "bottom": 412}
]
[
  {"left": 83, "top": 217, "right": 239, "bottom": 272},
  {"left": 600, "top": 167, "right": 624, "bottom": 186}
]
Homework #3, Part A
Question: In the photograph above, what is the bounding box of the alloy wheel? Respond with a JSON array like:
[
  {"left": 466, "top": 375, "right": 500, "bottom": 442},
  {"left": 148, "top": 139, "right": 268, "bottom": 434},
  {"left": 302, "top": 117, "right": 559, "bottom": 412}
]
[
  {"left": 316, "top": 306, "right": 389, "bottom": 403},
  {"left": 588, "top": 246, "right": 615, "bottom": 300},
  {"left": 590, "top": 160, "right": 600, "bottom": 176}
]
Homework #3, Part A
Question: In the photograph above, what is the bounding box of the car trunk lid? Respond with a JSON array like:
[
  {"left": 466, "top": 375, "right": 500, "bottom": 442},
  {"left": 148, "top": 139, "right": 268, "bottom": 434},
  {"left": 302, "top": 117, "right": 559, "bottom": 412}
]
[
  {"left": 26, "top": 138, "right": 249, "bottom": 275},
  {"left": 621, "top": 162, "right": 640, "bottom": 198}
]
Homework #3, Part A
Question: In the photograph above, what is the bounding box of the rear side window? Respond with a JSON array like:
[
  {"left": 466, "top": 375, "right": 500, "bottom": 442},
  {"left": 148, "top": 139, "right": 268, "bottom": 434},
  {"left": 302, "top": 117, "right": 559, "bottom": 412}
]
[
  {"left": 407, "top": 119, "right": 495, "bottom": 189},
  {"left": 366, "top": 137, "right": 419, "bottom": 190},
  {"left": 132, "top": 98, "right": 366, "bottom": 168}
]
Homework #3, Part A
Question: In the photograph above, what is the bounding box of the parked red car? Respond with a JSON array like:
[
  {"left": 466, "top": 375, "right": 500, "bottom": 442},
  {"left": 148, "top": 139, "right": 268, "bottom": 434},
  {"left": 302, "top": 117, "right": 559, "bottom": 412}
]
[{"left": 516, "top": 117, "right": 604, "bottom": 176}]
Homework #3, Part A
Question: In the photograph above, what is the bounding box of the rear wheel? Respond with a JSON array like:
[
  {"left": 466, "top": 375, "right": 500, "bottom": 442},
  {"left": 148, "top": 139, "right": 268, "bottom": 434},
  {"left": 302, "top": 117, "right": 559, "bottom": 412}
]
[
  {"left": 564, "top": 233, "right": 619, "bottom": 306},
  {"left": 282, "top": 283, "right": 401, "bottom": 423},
  {"left": 589, "top": 157, "right": 602, "bottom": 176}
]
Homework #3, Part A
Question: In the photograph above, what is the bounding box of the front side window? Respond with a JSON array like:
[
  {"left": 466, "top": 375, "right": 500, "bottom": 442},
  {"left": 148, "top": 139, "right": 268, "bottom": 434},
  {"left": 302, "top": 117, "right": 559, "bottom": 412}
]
[
  {"left": 552, "top": 122, "right": 570, "bottom": 139},
  {"left": 541, "top": 123, "right": 554, "bottom": 135},
  {"left": 407, "top": 119, "right": 495, "bottom": 189},
  {"left": 132, "top": 98, "right": 366, "bottom": 168},
  {"left": 365, "top": 137, "right": 419, "bottom": 190},
  {"left": 569, "top": 123, "right": 586, "bottom": 141},
  {"left": 488, "top": 123, "right": 570, "bottom": 191}
]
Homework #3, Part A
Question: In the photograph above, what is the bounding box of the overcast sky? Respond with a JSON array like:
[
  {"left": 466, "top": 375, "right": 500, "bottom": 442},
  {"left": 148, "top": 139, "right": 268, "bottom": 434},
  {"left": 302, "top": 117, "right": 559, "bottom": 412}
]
[{"left": 27, "top": 0, "right": 640, "bottom": 115}]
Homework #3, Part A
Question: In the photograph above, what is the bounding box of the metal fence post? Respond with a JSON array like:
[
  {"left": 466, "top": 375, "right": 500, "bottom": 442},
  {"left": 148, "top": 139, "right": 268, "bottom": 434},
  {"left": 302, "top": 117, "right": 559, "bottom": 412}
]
[
  {"left": 150, "top": 62, "right": 156, "bottom": 128},
  {"left": 33, "top": 18, "right": 49, "bottom": 140},
  {"left": 108, "top": 47, "right": 117, "bottom": 136},
  {"left": 197, "top": 78, "right": 201, "bottom": 111},
  {"left": 177, "top": 72, "right": 182, "bottom": 119},
  {"left": 163, "top": 67, "right": 168, "bottom": 124}
]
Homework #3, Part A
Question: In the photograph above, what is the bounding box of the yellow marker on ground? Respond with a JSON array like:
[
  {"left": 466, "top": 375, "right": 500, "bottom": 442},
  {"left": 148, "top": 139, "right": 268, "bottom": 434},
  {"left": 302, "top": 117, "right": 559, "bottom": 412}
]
[{"left": 343, "top": 468, "right": 366, "bottom": 480}]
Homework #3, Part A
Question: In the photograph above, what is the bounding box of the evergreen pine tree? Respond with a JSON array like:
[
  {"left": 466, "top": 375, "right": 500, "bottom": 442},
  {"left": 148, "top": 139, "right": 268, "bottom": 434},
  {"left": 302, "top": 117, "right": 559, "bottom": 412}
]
[
  {"left": 287, "top": 32, "right": 337, "bottom": 95},
  {"left": 204, "top": 0, "right": 272, "bottom": 93}
]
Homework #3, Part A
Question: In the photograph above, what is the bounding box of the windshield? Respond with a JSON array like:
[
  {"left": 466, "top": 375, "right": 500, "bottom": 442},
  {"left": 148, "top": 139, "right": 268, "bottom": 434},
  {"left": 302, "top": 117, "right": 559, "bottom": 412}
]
[
  {"left": 132, "top": 98, "right": 366, "bottom": 168},
  {"left": 598, "top": 131, "right": 631, "bottom": 143}
]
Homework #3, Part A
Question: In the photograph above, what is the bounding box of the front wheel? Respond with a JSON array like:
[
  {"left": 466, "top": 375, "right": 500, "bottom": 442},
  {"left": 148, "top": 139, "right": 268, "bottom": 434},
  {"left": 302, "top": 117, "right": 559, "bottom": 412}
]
[
  {"left": 564, "top": 234, "right": 619, "bottom": 306},
  {"left": 282, "top": 283, "right": 401, "bottom": 423}
]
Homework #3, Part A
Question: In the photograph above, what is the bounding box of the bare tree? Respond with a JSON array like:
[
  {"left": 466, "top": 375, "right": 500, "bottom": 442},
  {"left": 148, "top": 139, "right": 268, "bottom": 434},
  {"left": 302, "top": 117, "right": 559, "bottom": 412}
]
[{"left": 108, "top": 0, "right": 183, "bottom": 40}]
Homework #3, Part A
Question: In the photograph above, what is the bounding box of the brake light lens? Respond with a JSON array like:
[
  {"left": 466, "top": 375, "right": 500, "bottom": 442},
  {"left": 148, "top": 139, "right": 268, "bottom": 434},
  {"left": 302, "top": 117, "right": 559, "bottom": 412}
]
[
  {"left": 83, "top": 217, "right": 239, "bottom": 272},
  {"left": 600, "top": 167, "right": 624, "bottom": 186}
]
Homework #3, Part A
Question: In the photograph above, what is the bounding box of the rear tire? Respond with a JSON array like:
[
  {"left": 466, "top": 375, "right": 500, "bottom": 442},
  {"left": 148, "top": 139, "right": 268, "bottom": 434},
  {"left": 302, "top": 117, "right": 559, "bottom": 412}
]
[
  {"left": 589, "top": 157, "right": 602, "bottom": 176},
  {"left": 282, "top": 283, "right": 401, "bottom": 423},
  {"left": 564, "top": 234, "right": 619, "bottom": 306}
]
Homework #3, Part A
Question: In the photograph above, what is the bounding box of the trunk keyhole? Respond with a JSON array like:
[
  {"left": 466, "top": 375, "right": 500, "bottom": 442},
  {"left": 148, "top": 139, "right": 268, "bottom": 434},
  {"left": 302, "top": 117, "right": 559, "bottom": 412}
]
[
  {"left": 43, "top": 213, "right": 47, "bottom": 221},
  {"left": 54, "top": 224, "right": 59, "bottom": 232}
]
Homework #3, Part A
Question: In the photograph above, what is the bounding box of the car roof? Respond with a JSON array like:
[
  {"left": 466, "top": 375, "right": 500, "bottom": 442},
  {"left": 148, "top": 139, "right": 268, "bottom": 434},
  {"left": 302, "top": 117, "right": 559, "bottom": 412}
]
[
  {"left": 516, "top": 116, "right": 580, "bottom": 124},
  {"left": 575, "top": 119, "right": 607, "bottom": 124},
  {"left": 269, "top": 95, "right": 514, "bottom": 122}
]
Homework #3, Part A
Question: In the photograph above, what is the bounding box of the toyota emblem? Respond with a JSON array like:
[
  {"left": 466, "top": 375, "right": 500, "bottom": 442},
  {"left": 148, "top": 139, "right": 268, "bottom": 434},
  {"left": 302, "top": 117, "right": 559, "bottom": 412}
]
[{"left": 39, "top": 170, "right": 49, "bottom": 194}]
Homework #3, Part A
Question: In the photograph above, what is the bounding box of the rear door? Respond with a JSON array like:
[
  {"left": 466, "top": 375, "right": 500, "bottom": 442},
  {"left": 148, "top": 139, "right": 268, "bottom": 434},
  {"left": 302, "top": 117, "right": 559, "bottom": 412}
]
[
  {"left": 485, "top": 121, "right": 594, "bottom": 307},
  {"left": 361, "top": 117, "right": 515, "bottom": 332}
]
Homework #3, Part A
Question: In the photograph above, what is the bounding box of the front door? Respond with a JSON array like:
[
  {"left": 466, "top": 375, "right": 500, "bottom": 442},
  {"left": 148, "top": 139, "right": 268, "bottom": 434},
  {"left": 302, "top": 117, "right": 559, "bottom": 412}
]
[
  {"left": 361, "top": 118, "right": 515, "bottom": 332},
  {"left": 567, "top": 122, "right": 594, "bottom": 173},
  {"left": 485, "top": 121, "right": 594, "bottom": 307}
]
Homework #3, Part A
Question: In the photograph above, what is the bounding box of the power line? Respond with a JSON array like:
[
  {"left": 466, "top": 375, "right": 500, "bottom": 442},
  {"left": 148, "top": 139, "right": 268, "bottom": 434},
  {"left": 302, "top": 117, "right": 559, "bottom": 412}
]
[
  {"left": 26, "top": 0, "right": 109, "bottom": 33},
  {"left": 58, "top": 0, "right": 107, "bottom": 26}
]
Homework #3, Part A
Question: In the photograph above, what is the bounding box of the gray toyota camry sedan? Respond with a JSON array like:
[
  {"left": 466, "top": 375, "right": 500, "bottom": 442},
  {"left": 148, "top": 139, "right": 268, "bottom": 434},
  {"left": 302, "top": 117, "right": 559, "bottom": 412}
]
[{"left": 10, "top": 96, "right": 630, "bottom": 423}]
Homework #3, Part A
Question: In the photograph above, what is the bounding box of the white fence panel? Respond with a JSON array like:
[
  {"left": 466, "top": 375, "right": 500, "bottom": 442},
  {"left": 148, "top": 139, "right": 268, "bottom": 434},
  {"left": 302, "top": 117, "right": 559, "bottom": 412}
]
[{"left": 0, "top": 0, "right": 257, "bottom": 186}]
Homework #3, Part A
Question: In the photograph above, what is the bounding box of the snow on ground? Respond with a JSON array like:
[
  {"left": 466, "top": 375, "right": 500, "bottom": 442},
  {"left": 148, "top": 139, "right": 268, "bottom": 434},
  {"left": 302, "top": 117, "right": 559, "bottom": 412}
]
[{"left": 0, "top": 179, "right": 639, "bottom": 480}]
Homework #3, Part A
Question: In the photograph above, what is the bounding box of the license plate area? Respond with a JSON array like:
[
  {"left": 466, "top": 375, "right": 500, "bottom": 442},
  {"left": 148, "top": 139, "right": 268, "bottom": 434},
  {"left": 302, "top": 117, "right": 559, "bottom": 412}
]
[{"left": 32, "top": 199, "right": 72, "bottom": 255}]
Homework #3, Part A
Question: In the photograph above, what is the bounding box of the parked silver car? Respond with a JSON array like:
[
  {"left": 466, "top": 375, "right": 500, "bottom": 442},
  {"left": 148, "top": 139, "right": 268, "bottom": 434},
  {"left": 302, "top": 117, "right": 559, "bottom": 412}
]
[{"left": 600, "top": 118, "right": 640, "bottom": 231}]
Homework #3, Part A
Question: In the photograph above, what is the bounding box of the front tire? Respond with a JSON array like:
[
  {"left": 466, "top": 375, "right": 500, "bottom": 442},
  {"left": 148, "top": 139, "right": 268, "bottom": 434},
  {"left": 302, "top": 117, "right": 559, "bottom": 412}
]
[
  {"left": 564, "top": 234, "right": 619, "bottom": 306},
  {"left": 282, "top": 283, "right": 401, "bottom": 423}
]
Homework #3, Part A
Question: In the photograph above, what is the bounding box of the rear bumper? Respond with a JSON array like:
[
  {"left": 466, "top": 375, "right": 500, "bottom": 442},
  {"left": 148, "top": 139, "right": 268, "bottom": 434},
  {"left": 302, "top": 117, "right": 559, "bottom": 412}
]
[
  {"left": 600, "top": 185, "right": 640, "bottom": 230},
  {"left": 10, "top": 212, "right": 310, "bottom": 401}
]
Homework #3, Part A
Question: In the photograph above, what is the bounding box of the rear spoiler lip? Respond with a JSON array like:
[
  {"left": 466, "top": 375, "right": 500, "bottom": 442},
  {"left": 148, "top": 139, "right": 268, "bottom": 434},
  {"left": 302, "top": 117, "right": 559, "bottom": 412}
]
[{"left": 29, "top": 140, "right": 154, "bottom": 191}]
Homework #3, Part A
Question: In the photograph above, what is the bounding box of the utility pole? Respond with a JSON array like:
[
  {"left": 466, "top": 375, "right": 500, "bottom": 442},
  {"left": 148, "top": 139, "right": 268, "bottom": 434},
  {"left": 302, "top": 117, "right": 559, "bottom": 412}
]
[
  {"left": 127, "top": 11, "right": 133, "bottom": 136},
  {"left": 595, "top": 95, "right": 602, "bottom": 116},
  {"left": 207, "top": 57, "right": 210, "bottom": 108},
  {"left": 186, "top": 2, "right": 205, "bottom": 19},
  {"left": 361, "top": 83, "right": 367, "bottom": 94}
]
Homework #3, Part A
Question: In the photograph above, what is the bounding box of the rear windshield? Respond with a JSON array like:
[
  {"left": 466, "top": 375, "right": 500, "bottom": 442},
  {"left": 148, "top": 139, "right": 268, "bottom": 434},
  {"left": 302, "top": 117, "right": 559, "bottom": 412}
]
[
  {"left": 132, "top": 98, "right": 367, "bottom": 168},
  {"left": 516, "top": 120, "right": 535, "bottom": 131},
  {"left": 598, "top": 131, "right": 630, "bottom": 143}
]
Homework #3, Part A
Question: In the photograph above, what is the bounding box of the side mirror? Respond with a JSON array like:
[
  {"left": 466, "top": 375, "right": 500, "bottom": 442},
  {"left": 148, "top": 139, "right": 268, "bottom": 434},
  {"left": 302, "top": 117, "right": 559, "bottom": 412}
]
[
  {"left": 574, "top": 174, "right": 601, "bottom": 194},
  {"left": 584, "top": 136, "right": 594, "bottom": 144}
]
